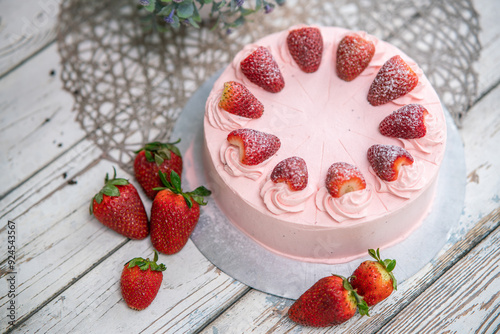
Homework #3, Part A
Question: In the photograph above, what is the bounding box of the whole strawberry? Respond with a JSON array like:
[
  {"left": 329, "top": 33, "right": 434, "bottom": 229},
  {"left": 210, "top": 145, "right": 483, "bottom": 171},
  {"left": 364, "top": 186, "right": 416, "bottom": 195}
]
[
  {"left": 121, "top": 250, "right": 166, "bottom": 310},
  {"left": 134, "top": 140, "right": 183, "bottom": 200},
  {"left": 90, "top": 168, "right": 149, "bottom": 239},
  {"left": 150, "top": 171, "right": 211, "bottom": 255},
  {"left": 288, "top": 275, "right": 369, "bottom": 327},
  {"left": 350, "top": 248, "right": 397, "bottom": 306}
]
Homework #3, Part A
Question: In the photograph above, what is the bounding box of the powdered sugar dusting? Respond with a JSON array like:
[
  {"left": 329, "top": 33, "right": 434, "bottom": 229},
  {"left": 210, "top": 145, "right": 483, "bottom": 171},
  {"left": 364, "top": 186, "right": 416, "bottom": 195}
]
[
  {"left": 367, "top": 55, "right": 419, "bottom": 106},
  {"left": 271, "top": 156, "right": 308, "bottom": 191},
  {"left": 227, "top": 128, "right": 281, "bottom": 166},
  {"left": 367, "top": 144, "right": 414, "bottom": 181}
]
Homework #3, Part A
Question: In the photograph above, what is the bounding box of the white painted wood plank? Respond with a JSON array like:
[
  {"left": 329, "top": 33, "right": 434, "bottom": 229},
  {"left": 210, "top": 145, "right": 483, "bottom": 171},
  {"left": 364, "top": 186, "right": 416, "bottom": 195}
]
[
  {"left": 0, "top": 0, "right": 59, "bottom": 77},
  {"left": 14, "top": 237, "right": 249, "bottom": 334},
  {"left": 0, "top": 42, "right": 84, "bottom": 199},
  {"left": 0, "top": 160, "right": 131, "bottom": 333},
  {"left": 379, "top": 219, "right": 500, "bottom": 333},
  {"left": 475, "top": 0, "right": 500, "bottom": 96}
]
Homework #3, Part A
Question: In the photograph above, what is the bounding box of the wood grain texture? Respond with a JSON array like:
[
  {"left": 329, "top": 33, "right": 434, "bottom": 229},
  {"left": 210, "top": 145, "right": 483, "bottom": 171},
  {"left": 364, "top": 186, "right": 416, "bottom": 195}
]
[
  {"left": 379, "top": 218, "right": 500, "bottom": 334},
  {"left": 0, "top": 43, "right": 83, "bottom": 199},
  {"left": 0, "top": 0, "right": 59, "bottom": 77}
]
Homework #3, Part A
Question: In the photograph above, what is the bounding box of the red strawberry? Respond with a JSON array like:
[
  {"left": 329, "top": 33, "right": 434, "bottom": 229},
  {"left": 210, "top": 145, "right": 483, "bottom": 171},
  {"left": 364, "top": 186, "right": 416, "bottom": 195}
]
[
  {"left": 120, "top": 250, "right": 166, "bottom": 310},
  {"left": 367, "top": 144, "right": 414, "bottom": 182},
  {"left": 336, "top": 34, "right": 375, "bottom": 81},
  {"left": 379, "top": 104, "right": 428, "bottom": 139},
  {"left": 325, "top": 162, "right": 366, "bottom": 198},
  {"left": 227, "top": 128, "right": 281, "bottom": 166},
  {"left": 367, "top": 55, "right": 419, "bottom": 106},
  {"left": 90, "top": 168, "right": 149, "bottom": 239},
  {"left": 288, "top": 275, "right": 369, "bottom": 327},
  {"left": 271, "top": 156, "right": 308, "bottom": 191},
  {"left": 134, "top": 140, "right": 183, "bottom": 200},
  {"left": 350, "top": 248, "right": 397, "bottom": 306},
  {"left": 287, "top": 27, "right": 323, "bottom": 73},
  {"left": 219, "top": 81, "right": 264, "bottom": 119},
  {"left": 240, "top": 46, "right": 285, "bottom": 93},
  {"left": 150, "top": 171, "right": 211, "bottom": 255}
]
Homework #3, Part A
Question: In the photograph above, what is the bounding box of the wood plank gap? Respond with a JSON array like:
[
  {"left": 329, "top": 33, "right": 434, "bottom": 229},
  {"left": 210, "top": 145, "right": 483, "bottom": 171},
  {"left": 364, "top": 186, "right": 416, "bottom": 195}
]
[
  {"left": 0, "top": 136, "right": 103, "bottom": 202},
  {"left": 368, "top": 207, "right": 500, "bottom": 333},
  {"left": 4, "top": 238, "right": 131, "bottom": 334},
  {"left": 192, "top": 287, "right": 253, "bottom": 334},
  {"left": 0, "top": 39, "right": 57, "bottom": 81},
  {"left": 469, "top": 77, "right": 500, "bottom": 112}
]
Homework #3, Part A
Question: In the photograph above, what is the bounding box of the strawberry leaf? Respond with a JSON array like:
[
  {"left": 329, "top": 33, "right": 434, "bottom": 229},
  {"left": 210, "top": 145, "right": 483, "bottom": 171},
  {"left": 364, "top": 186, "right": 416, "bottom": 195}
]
[
  {"left": 385, "top": 259, "right": 396, "bottom": 272},
  {"left": 357, "top": 299, "right": 370, "bottom": 317},
  {"left": 183, "top": 193, "right": 194, "bottom": 208},
  {"left": 154, "top": 153, "right": 165, "bottom": 166},
  {"left": 170, "top": 170, "right": 182, "bottom": 193},
  {"left": 102, "top": 184, "right": 120, "bottom": 197},
  {"left": 145, "top": 150, "right": 154, "bottom": 162}
]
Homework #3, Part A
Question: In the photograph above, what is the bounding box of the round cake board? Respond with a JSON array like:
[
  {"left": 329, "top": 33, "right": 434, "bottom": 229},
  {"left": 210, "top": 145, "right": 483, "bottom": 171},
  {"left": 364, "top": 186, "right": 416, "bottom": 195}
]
[{"left": 172, "top": 70, "right": 466, "bottom": 300}]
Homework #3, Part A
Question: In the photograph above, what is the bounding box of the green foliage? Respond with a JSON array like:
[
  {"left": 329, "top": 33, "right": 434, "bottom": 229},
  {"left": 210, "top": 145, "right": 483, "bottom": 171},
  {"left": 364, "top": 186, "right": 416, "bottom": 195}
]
[{"left": 138, "top": 0, "right": 286, "bottom": 31}]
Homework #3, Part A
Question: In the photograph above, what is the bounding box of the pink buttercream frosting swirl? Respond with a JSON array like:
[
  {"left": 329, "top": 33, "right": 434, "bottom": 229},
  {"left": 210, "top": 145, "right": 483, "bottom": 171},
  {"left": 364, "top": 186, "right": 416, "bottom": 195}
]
[
  {"left": 315, "top": 186, "right": 374, "bottom": 223},
  {"left": 219, "top": 141, "right": 269, "bottom": 180},
  {"left": 401, "top": 111, "right": 446, "bottom": 163},
  {"left": 371, "top": 160, "right": 426, "bottom": 199},
  {"left": 206, "top": 89, "right": 250, "bottom": 131},
  {"left": 260, "top": 179, "right": 314, "bottom": 215}
]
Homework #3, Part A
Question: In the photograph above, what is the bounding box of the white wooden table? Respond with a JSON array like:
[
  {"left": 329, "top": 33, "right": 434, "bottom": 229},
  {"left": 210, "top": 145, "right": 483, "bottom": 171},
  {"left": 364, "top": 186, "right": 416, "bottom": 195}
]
[{"left": 1, "top": 0, "right": 499, "bottom": 333}]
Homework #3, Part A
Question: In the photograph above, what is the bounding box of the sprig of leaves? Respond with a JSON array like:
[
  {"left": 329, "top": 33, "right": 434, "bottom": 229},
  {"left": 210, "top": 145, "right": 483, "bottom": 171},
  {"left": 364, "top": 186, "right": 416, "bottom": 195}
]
[{"left": 139, "top": 0, "right": 286, "bottom": 32}]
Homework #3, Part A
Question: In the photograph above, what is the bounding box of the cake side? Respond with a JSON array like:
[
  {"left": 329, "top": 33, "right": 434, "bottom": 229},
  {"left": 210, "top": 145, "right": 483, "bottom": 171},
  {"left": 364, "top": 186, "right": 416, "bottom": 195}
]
[{"left": 203, "top": 26, "right": 447, "bottom": 264}]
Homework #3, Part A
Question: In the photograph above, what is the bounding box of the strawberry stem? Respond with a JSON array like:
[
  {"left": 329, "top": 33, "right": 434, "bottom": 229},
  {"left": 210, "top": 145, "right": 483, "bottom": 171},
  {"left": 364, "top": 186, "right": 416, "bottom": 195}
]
[
  {"left": 135, "top": 139, "right": 182, "bottom": 166},
  {"left": 89, "top": 167, "right": 129, "bottom": 215},
  {"left": 368, "top": 248, "right": 398, "bottom": 290},
  {"left": 154, "top": 170, "right": 211, "bottom": 208},
  {"left": 126, "top": 250, "right": 166, "bottom": 272},
  {"left": 334, "top": 274, "right": 370, "bottom": 317}
]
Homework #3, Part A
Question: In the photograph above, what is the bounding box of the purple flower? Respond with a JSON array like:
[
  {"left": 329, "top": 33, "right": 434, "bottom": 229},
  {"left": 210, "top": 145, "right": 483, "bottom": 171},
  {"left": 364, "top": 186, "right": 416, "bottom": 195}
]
[
  {"left": 172, "top": 0, "right": 183, "bottom": 2},
  {"left": 139, "top": 0, "right": 150, "bottom": 5},
  {"left": 164, "top": 9, "right": 175, "bottom": 23},
  {"left": 264, "top": 4, "right": 274, "bottom": 13},
  {"left": 236, "top": 0, "right": 245, "bottom": 7}
]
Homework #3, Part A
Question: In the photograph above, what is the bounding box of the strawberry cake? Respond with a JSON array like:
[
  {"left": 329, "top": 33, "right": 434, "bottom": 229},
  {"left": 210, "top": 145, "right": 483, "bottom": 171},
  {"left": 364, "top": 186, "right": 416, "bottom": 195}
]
[{"left": 203, "top": 26, "right": 446, "bottom": 264}]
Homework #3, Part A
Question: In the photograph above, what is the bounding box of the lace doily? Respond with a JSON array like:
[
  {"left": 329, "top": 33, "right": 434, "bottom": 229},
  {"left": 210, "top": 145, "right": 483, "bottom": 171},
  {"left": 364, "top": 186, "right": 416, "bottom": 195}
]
[{"left": 57, "top": 0, "right": 480, "bottom": 171}]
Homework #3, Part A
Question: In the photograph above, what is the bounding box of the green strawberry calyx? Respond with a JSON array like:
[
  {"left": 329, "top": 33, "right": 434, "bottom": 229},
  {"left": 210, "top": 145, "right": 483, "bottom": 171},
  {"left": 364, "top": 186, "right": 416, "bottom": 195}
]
[
  {"left": 333, "top": 274, "right": 370, "bottom": 317},
  {"left": 135, "top": 139, "right": 182, "bottom": 166},
  {"left": 154, "top": 170, "right": 211, "bottom": 208},
  {"left": 368, "top": 248, "right": 397, "bottom": 290},
  {"left": 125, "top": 250, "right": 166, "bottom": 272},
  {"left": 89, "top": 167, "right": 129, "bottom": 215}
]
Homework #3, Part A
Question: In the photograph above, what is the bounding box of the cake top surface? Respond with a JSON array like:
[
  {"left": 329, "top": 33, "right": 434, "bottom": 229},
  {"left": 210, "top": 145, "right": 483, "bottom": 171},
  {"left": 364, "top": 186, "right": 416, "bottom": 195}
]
[{"left": 204, "top": 26, "right": 446, "bottom": 227}]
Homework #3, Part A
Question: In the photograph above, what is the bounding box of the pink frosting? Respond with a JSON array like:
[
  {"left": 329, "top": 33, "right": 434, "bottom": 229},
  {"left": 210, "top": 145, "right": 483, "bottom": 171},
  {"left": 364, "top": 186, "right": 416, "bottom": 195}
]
[
  {"left": 203, "top": 26, "right": 447, "bottom": 264},
  {"left": 260, "top": 179, "right": 315, "bottom": 214}
]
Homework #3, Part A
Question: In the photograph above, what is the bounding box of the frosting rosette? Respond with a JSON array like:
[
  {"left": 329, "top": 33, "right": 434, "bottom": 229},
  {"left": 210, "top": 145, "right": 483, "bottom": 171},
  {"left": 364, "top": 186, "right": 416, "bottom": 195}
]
[
  {"left": 219, "top": 141, "right": 268, "bottom": 180},
  {"left": 206, "top": 89, "right": 250, "bottom": 131},
  {"left": 260, "top": 179, "right": 314, "bottom": 215},
  {"left": 371, "top": 159, "right": 427, "bottom": 199},
  {"left": 402, "top": 111, "right": 446, "bottom": 163},
  {"left": 315, "top": 186, "right": 373, "bottom": 223}
]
